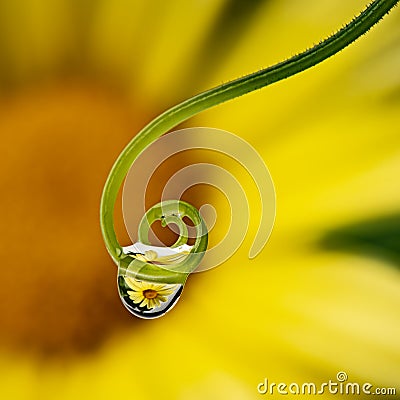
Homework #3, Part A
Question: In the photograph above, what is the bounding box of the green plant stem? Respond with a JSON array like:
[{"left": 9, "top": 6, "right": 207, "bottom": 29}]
[{"left": 101, "top": 0, "right": 399, "bottom": 264}]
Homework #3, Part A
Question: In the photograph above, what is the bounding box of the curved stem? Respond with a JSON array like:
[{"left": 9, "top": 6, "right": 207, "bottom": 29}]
[{"left": 101, "top": 0, "right": 399, "bottom": 263}]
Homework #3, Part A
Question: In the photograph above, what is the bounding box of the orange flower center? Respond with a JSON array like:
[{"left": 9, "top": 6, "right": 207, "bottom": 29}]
[{"left": 143, "top": 289, "right": 158, "bottom": 299}]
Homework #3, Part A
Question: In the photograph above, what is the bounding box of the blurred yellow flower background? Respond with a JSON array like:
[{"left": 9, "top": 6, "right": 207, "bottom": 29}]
[{"left": 0, "top": 0, "right": 399, "bottom": 399}]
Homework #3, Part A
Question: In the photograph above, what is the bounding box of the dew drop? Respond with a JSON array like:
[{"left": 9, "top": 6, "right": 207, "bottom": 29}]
[{"left": 117, "top": 242, "right": 190, "bottom": 319}]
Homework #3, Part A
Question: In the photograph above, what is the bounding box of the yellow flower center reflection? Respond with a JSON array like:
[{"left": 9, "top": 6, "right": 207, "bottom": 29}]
[
  {"left": 143, "top": 289, "right": 158, "bottom": 299},
  {"left": 125, "top": 277, "right": 178, "bottom": 309}
]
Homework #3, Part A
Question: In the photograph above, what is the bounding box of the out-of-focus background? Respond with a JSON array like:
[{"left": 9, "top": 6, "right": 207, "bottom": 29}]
[{"left": 0, "top": 0, "right": 399, "bottom": 399}]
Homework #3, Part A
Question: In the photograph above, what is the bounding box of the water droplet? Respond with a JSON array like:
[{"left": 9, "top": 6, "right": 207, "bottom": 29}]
[
  {"left": 115, "top": 200, "right": 208, "bottom": 319},
  {"left": 117, "top": 242, "right": 190, "bottom": 319}
]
